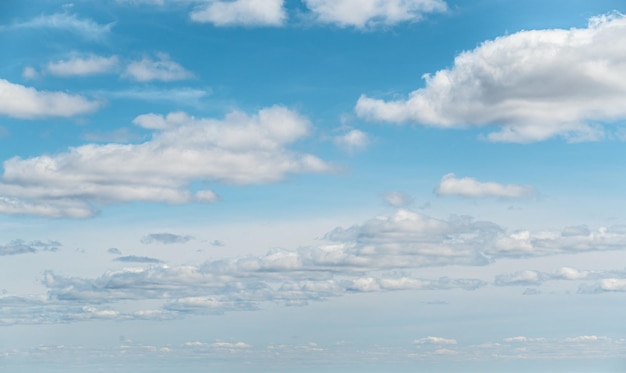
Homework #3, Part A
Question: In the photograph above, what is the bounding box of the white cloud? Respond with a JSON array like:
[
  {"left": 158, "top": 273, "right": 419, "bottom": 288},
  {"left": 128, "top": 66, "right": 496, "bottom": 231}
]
[
  {"left": 46, "top": 55, "right": 119, "bottom": 76},
  {"left": 190, "top": 0, "right": 286, "bottom": 27},
  {"left": 356, "top": 12, "right": 626, "bottom": 142},
  {"left": 7, "top": 13, "right": 113, "bottom": 40},
  {"left": 0, "top": 106, "right": 329, "bottom": 217},
  {"left": 0, "top": 79, "right": 102, "bottom": 119},
  {"left": 383, "top": 191, "right": 413, "bottom": 207},
  {"left": 334, "top": 129, "right": 370, "bottom": 152},
  {"left": 435, "top": 173, "right": 534, "bottom": 198},
  {"left": 22, "top": 66, "right": 38, "bottom": 79},
  {"left": 211, "top": 341, "right": 252, "bottom": 349},
  {"left": 414, "top": 336, "right": 457, "bottom": 345},
  {"left": 124, "top": 53, "right": 193, "bottom": 82},
  {"left": 303, "top": 0, "right": 446, "bottom": 28},
  {"left": 495, "top": 266, "right": 626, "bottom": 288}
]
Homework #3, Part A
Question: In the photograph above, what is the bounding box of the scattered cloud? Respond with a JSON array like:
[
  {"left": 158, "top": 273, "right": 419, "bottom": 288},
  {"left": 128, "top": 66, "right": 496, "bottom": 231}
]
[
  {"left": 302, "top": 0, "right": 447, "bottom": 29},
  {"left": 22, "top": 66, "right": 38, "bottom": 79},
  {"left": 435, "top": 173, "right": 534, "bottom": 198},
  {"left": 414, "top": 336, "right": 457, "bottom": 345},
  {"left": 114, "top": 255, "right": 163, "bottom": 263},
  {"left": 494, "top": 266, "right": 626, "bottom": 292},
  {"left": 334, "top": 129, "right": 370, "bottom": 152},
  {"left": 123, "top": 53, "right": 193, "bottom": 82},
  {"left": 383, "top": 191, "right": 413, "bottom": 207},
  {"left": 210, "top": 341, "right": 252, "bottom": 349},
  {"left": 5, "top": 13, "right": 114, "bottom": 40},
  {"left": 97, "top": 87, "right": 211, "bottom": 107},
  {"left": 190, "top": 0, "right": 287, "bottom": 27},
  {"left": 0, "top": 240, "right": 60, "bottom": 256},
  {"left": 0, "top": 79, "right": 102, "bottom": 119},
  {"left": 141, "top": 233, "right": 193, "bottom": 245},
  {"left": 20, "top": 207, "right": 626, "bottom": 321},
  {"left": 356, "top": 12, "right": 626, "bottom": 142},
  {"left": 0, "top": 106, "right": 329, "bottom": 217},
  {"left": 46, "top": 54, "right": 119, "bottom": 77},
  {"left": 107, "top": 248, "right": 122, "bottom": 255}
]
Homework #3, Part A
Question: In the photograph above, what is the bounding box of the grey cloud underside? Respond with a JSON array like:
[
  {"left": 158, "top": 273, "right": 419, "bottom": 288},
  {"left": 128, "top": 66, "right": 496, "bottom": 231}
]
[
  {"left": 0, "top": 240, "right": 60, "bottom": 256},
  {"left": 114, "top": 255, "right": 163, "bottom": 263},
  {"left": 7, "top": 210, "right": 626, "bottom": 324},
  {"left": 141, "top": 233, "right": 193, "bottom": 244}
]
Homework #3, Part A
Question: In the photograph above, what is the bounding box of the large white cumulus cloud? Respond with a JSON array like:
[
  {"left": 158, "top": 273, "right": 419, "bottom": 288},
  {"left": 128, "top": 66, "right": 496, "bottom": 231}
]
[
  {"left": 0, "top": 106, "right": 329, "bottom": 217},
  {"left": 356, "top": 12, "right": 626, "bottom": 142}
]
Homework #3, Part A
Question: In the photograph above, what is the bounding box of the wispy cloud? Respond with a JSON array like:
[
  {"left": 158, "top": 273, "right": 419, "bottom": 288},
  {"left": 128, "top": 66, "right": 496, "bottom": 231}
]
[
  {"left": 6, "top": 13, "right": 114, "bottom": 40},
  {"left": 123, "top": 53, "right": 193, "bottom": 82},
  {"left": 0, "top": 240, "right": 61, "bottom": 256},
  {"left": 435, "top": 173, "right": 534, "bottom": 199},
  {"left": 114, "top": 255, "right": 163, "bottom": 263},
  {"left": 334, "top": 129, "right": 370, "bottom": 152},
  {"left": 141, "top": 233, "right": 193, "bottom": 245},
  {"left": 46, "top": 54, "right": 119, "bottom": 76},
  {"left": 303, "top": 0, "right": 447, "bottom": 29},
  {"left": 190, "top": 0, "right": 286, "bottom": 27}
]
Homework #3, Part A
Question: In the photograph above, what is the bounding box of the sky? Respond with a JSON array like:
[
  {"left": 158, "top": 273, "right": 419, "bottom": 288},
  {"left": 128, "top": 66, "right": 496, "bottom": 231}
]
[{"left": 1, "top": 0, "right": 626, "bottom": 372}]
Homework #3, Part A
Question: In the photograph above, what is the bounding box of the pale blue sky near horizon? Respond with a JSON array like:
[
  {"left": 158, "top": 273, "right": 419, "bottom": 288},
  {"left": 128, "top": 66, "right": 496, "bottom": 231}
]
[{"left": 1, "top": 0, "right": 626, "bottom": 371}]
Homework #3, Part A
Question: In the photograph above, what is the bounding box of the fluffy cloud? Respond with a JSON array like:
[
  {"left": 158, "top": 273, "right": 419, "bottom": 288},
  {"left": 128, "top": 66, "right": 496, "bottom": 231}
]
[
  {"left": 190, "top": 0, "right": 286, "bottom": 27},
  {"left": 6, "top": 13, "right": 114, "bottom": 40},
  {"left": 435, "top": 173, "right": 534, "bottom": 198},
  {"left": 303, "top": 0, "right": 447, "bottom": 28},
  {"left": 0, "top": 79, "right": 102, "bottom": 119},
  {"left": 334, "top": 129, "right": 370, "bottom": 152},
  {"left": 356, "top": 13, "right": 626, "bottom": 142},
  {"left": 124, "top": 53, "right": 193, "bottom": 82},
  {"left": 46, "top": 54, "right": 119, "bottom": 76},
  {"left": 0, "top": 106, "right": 329, "bottom": 217},
  {"left": 141, "top": 233, "right": 193, "bottom": 244}
]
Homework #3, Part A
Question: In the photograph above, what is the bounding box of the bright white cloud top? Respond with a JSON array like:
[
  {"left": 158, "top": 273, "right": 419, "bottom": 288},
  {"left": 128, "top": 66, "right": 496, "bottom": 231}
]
[
  {"left": 356, "top": 12, "right": 626, "bottom": 142},
  {"left": 1, "top": 1, "right": 625, "bottom": 372}
]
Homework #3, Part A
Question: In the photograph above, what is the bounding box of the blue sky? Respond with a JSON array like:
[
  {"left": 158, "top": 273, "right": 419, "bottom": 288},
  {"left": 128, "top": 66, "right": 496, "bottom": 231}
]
[{"left": 1, "top": 0, "right": 626, "bottom": 372}]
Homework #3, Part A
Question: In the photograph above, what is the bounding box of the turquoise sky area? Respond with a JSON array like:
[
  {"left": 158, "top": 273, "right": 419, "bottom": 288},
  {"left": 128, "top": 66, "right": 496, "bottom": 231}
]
[{"left": 1, "top": 0, "right": 626, "bottom": 372}]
